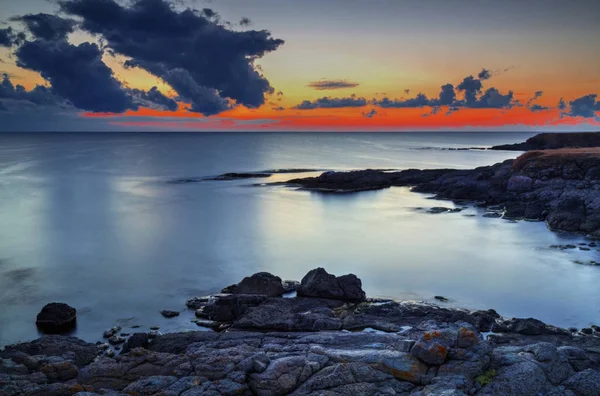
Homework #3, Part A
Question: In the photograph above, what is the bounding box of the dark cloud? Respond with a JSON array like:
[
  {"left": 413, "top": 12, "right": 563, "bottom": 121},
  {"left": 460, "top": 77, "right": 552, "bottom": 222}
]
[
  {"left": 307, "top": 80, "right": 360, "bottom": 90},
  {"left": 11, "top": 13, "right": 77, "bottom": 41},
  {"left": 473, "top": 87, "right": 514, "bottom": 109},
  {"left": 0, "top": 73, "right": 67, "bottom": 109},
  {"left": 272, "top": 106, "right": 285, "bottom": 111},
  {"left": 374, "top": 93, "right": 431, "bottom": 108},
  {"left": 0, "top": 27, "right": 25, "bottom": 47},
  {"left": 404, "top": 89, "right": 410, "bottom": 95},
  {"left": 478, "top": 68, "right": 492, "bottom": 80},
  {"left": 530, "top": 104, "right": 549, "bottom": 112},
  {"left": 558, "top": 98, "right": 567, "bottom": 110},
  {"left": 0, "top": 28, "right": 15, "bottom": 47},
  {"left": 456, "top": 76, "right": 483, "bottom": 105},
  {"left": 15, "top": 39, "right": 136, "bottom": 113},
  {"left": 438, "top": 84, "right": 456, "bottom": 106},
  {"left": 296, "top": 95, "right": 367, "bottom": 109},
  {"left": 362, "top": 108, "right": 377, "bottom": 118},
  {"left": 60, "top": 0, "right": 284, "bottom": 116},
  {"left": 563, "top": 94, "right": 599, "bottom": 118},
  {"left": 240, "top": 17, "right": 251, "bottom": 26},
  {"left": 131, "top": 86, "right": 178, "bottom": 111}
]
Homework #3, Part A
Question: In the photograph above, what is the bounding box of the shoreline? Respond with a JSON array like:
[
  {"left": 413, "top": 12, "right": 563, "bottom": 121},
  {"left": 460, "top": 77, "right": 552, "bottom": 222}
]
[{"left": 2, "top": 268, "right": 600, "bottom": 395}]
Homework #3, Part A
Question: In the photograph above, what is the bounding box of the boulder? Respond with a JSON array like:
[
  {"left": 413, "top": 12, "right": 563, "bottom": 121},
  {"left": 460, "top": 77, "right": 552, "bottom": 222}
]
[
  {"left": 160, "top": 310, "right": 180, "bottom": 318},
  {"left": 35, "top": 303, "right": 77, "bottom": 333},
  {"left": 297, "top": 268, "right": 366, "bottom": 302},
  {"left": 221, "top": 272, "right": 286, "bottom": 296}
]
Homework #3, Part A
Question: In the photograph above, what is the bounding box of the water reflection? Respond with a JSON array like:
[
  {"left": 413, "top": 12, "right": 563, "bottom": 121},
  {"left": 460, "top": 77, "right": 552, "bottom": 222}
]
[{"left": 0, "top": 132, "right": 599, "bottom": 346}]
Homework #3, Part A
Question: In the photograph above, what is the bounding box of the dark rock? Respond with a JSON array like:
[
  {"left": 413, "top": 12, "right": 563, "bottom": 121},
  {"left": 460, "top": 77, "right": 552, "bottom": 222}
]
[
  {"left": 103, "top": 327, "right": 121, "bottom": 338},
  {"left": 491, "top": 132, "right": 600, "bottom": 151},
  {"left": 160, "top": 310, "right": 180, "bottom": 318},
  {"left": 196, "top": 294, "right": 267, "bottom": 322},
  {"left": 207, "top": 172, "right": 273, "bottom": 180},
  {"left": 121, "top": 333, "right": 149, "bottom": 354},
  {"left": 282, "top": 280, "right": 299, "bottom": 292},
  {"left": 563, "top": 369, "right": 600, "bottom": 396},
  {"left": 483, "top": 212, "right": 502, "bottom": 218},
  {"left": 35, "top": 303, "right": 77, "bottom": 334},
  {"left": 297, "top": 267, "right": 366, "bottom": 302},
  {"left": 221, "top": 272, "right": 286, "bottom": 296},
  {"left": 108, "top": 335, "right": 125, "bottom": 345},
  {"left": 0, "top": 336, "right": 99, "bottom": 367}
]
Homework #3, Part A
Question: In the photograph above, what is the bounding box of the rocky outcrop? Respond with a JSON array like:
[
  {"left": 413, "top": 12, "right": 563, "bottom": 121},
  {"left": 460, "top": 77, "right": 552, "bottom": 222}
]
[
  {"left": 491, "top": 132, "right": 600, "bottom": 151},
  {"left": 222, "top": 272, "right": 287, "bottom": 297},
  {"left": 35, "top": 303, "right": 77, "bottom": 334},
  {"left": 296, "top": 268, "right": 366, "bottom": 302},
  {"left": 3, "top": 270, "right": 600, "bottom": 395},
  {"left": 284, "top": 149, "right": 600, "bottom": 238}
]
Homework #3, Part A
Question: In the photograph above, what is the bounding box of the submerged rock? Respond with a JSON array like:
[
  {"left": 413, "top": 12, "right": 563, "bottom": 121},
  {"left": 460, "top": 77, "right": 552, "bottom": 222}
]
[
  {"left": 160, "top": 310, "right": 180, "bottom": 318},
  {"left": 35, "top": 303, "right": 77, "bottom": 334}
]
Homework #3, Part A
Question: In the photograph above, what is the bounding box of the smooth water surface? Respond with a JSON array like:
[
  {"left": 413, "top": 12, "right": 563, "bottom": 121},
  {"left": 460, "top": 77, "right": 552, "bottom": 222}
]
[{"left": 1, "top": 132, "right": 599, "bottom": 346}]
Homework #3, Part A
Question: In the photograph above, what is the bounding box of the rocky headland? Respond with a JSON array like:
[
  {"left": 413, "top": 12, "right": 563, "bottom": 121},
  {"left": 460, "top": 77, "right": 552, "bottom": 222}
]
[
  {"left": 284, "top": 146, "right": 600, "bottom": 238},
  {"left": 491, "top": 132, "right": 600, "bottom": 151},
  {"left": 2, "top": 268, "right": 600, "bottom": 396}
]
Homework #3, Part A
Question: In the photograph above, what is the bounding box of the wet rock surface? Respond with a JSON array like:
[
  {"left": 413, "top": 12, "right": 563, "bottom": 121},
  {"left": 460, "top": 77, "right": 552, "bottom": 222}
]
[{"left": 3, "top": 270, "right": 600, "bottom": 395}]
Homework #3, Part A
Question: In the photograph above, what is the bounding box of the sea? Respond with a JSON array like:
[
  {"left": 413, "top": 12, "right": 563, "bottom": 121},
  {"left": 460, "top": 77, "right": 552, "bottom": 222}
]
[{"left": 1, "top": 132, "right": 599, "bottom": 346}]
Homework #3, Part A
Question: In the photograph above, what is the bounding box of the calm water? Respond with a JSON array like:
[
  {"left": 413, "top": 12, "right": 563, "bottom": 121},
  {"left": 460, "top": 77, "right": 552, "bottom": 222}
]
[{"left": 1, "top": 132, "right": 599, "bottom": 346}]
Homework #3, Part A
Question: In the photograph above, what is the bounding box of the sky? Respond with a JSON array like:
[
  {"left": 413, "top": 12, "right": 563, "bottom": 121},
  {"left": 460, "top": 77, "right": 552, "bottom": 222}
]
[{"left": 0, "top": 0, "right": 599, "bottom": 132}]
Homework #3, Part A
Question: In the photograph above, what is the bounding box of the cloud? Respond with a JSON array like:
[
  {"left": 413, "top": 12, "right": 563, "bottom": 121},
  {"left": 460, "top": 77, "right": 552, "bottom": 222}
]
[
  {"left": 307, "top": 80, "right": 360, "bottom": 90},
  {"left": 530, "top": 104, "right": 549, "bottom": 112},
  {"left": 296, "top": 95, "right": 367, "bottom": 109},
  {"left": 558, "top": 98, "right": 567, "bottom": 110},
  {"left": 131, "top": 86, "right": 178, "bottom": 111},
  {"left": 362, "top": 108, "right": 377, "bottom": 118},
  {"left": 59, "top": 0, "right": 284, "bottom": 116},
  {"left": 240, "top": 17, "right": 251, "bottom": 26},
  {"left": 15, "top": 39, "right": 136, "bottom": 113},
  {"left": 473, "top": 87, "right": 514, "bottom": 109},
  {"left": 404, "top": 89, "right": 410, "bottom": 95},
  {"left": 478, "top": 68, "right": 492, "bottom": 80},
  {"left": 374, "top": 93, "right": 431, "bottom": 108},
  {"left": 272, "top": 106, "right": 285, "bottom": 111},
  {"left": 0, "top": 73, "right": 67, "bottom": 109},
  {"left": 0, "top": 27, "right": 24, "bottom": 47},
  {"left": 456, "top": 76, "right": 483, "bottom": 105},
  {"left": 438, "top": 83, "right": 456, "bottom": 106},
  {"left": 11, "top": 13, "right": 77, "bottom": 41},
  {"left": 563, "top": 94, "right": 599, "bottom": 118}
]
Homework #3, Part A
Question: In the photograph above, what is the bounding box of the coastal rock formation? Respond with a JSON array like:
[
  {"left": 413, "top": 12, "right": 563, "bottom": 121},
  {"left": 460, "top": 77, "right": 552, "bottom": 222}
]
[
  {"left": 35, "top": 303, "right": 77, "bottom": 334},
  {"left": 222, "top": 272, "right": 287, "bottom": 297},
  {"left": 3, "top": 269, "right": 600, "bottom": 395},
  {"left": 285, "top": 148, "right": 600, "bottom": 238},
  {"left": 491, "top": 132, "right": 600, "bottom": 151},
  {"left": 297, "top": 267, "right": 367, "bottom": 302}
]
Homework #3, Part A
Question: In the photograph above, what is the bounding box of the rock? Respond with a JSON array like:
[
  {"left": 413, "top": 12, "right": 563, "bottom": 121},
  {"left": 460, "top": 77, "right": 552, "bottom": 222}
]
[
  {"left": 563, "top": 369, "right": 600, "bottom": 396},
  {"left": 221, "top": 272, "right": 286, "bottom": 297},
  {"left": 108, "top": 335, "right": 125, "bottom": 345},
  {"left": 160, "top": 310, "right": 180, "bottom": 318},
  {"left": 0, "top": 335, "right": 100, "bottom": 367},
  {"left": 103, "top": 327, "right": 121, "bottom": 338},
  {"left": 479, "top": 361, "right": 551, "bottom": 395},
  {"left": 483, "top": 212, "right": 502, "bottom": 218},
  {"left": 297, "top": 268, "right": 366, "bottom": 302},
  {"left": 121, "top": 333, "right": 149, "bottom": 354},
  {"left": 197, "top": 294, "right": 267, "bottom": 322},
  {"left": 411, "top": 330, "right": 452, "bottom": 365},
  {"left": 40, "top": 360, "right": 78, "bottom": 382},
  {"left": 282, "top": 280, "right": 299, "bottom": 293},
  {"left": 507, "top": 175, "right": 533, "bottom": 193},
  {"left": 35, "top": 303, "right": 77, "bottom": 333}
]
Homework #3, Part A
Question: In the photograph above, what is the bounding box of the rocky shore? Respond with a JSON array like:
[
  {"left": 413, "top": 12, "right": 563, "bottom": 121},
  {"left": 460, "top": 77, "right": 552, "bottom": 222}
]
[
  {"left": 491, "top": 132, "right": 600, "bottom": 151},
  {"left": 2, "top": 268, "right": 600, "bottom": 395},
  {"left": 284, "top": 147, "right": 600, "bottom": 238}
]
